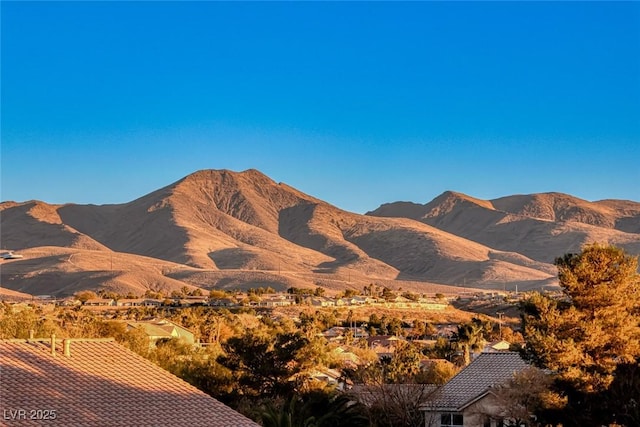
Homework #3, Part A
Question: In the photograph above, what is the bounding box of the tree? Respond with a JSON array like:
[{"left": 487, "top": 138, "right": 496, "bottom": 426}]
[
  {"left": 467, "top": 367, "right": 566, "bottom": 427},
  {"left": 385, "top": 341, "right": 423, "bottom": 383},
  {"left": 411, "top": 320, "right": 428, "bottom": 340},
  {"left": 260, "top": 392, "right": 369, "bottom": 427},
  {"left": 209, "top": 289, "right": 228, "bottom": 299},
  {"left": 75, "top": 290, "right": 97, "bottom": 303},
  {"left": 342, "top": 289, "right": 357, "bottom": 298},
  {"left": 416, "top": 360, "right": 457, "bottom": 385},
  {"left": 260, "top": 397, "right": 310, "bottom": 427},
  {"left": 343, "top": 356, "right": 436, "bottom": 427},
  {"left": 453, "top": 318, "right": 491, "bottom": 366},
  {"left": 401, "top": 291, "right": 418, "bottom": 301},
  {"left": 364, "top": 384, "right": 434, "bottom": 427},
  {"left": 144, "top": 289, "right": 164, "bottom": 299},
  {"left": 600, "top": 358, "right": 640, "bottom": 426},
  {"left": 0, "top": 304, "right": 60, "bottom": 339},
  {"left": 424, "top": 336, "right": 456, "bottom": 362},
  {"left": 218, "top": 331, "right": 309, "bottom": 398},
  {"left": 522, "top": 244, "right": 640, "bottom": 425},
  {"left": 381, "top": 287, "right": 397, "bottom": 301}
]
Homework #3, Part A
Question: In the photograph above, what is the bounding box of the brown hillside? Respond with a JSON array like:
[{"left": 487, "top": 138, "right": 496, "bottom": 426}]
[
  {"left": 368, "top": 191, "right": 640, "bottom": 263},
  {"left": 492, "top": 193, "right": 616, "bottom": 227},
  {"left": 0, "top": 247, "right": 203, "bottom": 297},
  {"left": 0, "top": 169, "right": 593, "bottom": 297},
  {"left": 1, "top": 201, "right": 109, "bottom": 251}
]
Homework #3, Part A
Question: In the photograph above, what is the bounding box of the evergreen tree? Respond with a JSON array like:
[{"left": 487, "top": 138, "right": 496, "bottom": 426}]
[
  {"left": 454, "top": 318, "right": 490, "bottom": 366},
  {"left": 218, "top": 331, "right": 309, "bottom": 398},
  {"left": 522, "top": 244, "right": 640, "bottom": 425}
]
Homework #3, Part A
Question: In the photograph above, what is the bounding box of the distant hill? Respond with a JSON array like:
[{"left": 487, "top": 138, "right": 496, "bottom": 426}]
[
  {"left": 367, "top": 191, "right": 640, "bottom": 264},
  {"left": 4, "top": 169, "right": 637, "bottom": 297}
]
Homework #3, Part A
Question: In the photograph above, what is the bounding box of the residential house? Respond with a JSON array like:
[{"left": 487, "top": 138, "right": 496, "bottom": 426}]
[
  {"left": 208, "top": 297, "right": 238, "bottom": 307},
  {"left": 0, "top": 337, "right": 259, "bottom": 426},
  {"left": 183, "top": 295, "right": 209, "bottom": 305},
  {"left": 116, "top": 298, "right": 163, "bottom": 307},
  {"left": 310, "top": 297, "right": 336, "bottom": 307},
  {"left": 367, "top": 335, "right": 407, "bottom": 359},
  {"left": 84, "top": 298, "right": 116, "bottom": 306},
  {"left": 57, "top": 297, "right": 82, "bottom": 307},
  {"left": 172, "top": 296, "right": 208, "bottom": 307},
  {"left": 482, "top": 340, "right": 511, "bottom": 353},
  {"left": 352, "top": 327, "right": 370, "bottom": 339},
  {"left": 420, "top": 352, "right": 529, "bottom": 427},
  {"left": 332, "top": 346, "right": 362, "bottom": 368},
  {"left": 334, "top": 298, "right": 347, "bottom": 306},
  {"left": 323, "top": 326, "right": 369, "bottom": 342},
  {"left": 307, "top": 367, "right": 344, "bottom": 390},
  {"left": 387, "top": 295, "right": 414, "bottom": 307},
  {"left": 351, "top": 296, "right": 375, "bottom": 305},
  {"left": 126, "top": 319, "right": 196, "bottom": 346},
  {"left": 259, "top": 294, "right": 293, "bottom": 307},
  {"left": 417, "top": 298, "right": 448, "bottom": 310},
  {"left": 323, "top": 326, "right": 346, "bottom": 341},
  {"left": 435, "top": 324, "right": 458, "bottom": 339}
]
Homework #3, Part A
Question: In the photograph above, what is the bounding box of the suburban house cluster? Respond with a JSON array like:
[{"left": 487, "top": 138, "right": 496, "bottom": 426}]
[
  {"left": 1, "top": 289, "right": 533, "bottom": 427},
  {"left": 70, "top": 292, "right": 451, "bottom": 311}
]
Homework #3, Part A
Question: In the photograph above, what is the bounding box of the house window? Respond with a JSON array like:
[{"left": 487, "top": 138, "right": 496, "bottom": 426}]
[{"left": 440, "top": 413, "right": 463, "bottom": 427}]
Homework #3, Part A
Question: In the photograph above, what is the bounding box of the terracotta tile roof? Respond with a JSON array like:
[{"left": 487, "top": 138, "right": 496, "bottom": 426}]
[
  {"left": 0, "top": 338, "right": 259, "bottom": 426},
  {"left": 422, "top": 352, "right": 529, "bottom": 411}
]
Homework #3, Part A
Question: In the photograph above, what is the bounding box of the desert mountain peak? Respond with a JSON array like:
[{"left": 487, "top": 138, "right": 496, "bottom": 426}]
[{"left": 2, "top": 168, "right": 638, "bottom": 298}]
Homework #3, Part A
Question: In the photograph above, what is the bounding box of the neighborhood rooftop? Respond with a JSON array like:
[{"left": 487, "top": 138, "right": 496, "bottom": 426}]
[
  {"left": 0, "top": 337, "right": 259, "bottom": 426},
  {"left": 422, "top": 352, "right": 529, "bottom": 412}
]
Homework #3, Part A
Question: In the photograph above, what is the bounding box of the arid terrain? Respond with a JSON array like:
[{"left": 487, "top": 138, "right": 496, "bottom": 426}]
[{"left": 2, "top": 169, "right": 639, "bottom": 298}]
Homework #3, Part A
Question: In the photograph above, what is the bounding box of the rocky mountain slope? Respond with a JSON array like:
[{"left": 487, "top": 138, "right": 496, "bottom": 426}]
[
  {"left": 368, "top": 191, "right": 640, "bottom": 264},
  {"left": 3, "top": 169, "right": 637, "bottom": 297}
]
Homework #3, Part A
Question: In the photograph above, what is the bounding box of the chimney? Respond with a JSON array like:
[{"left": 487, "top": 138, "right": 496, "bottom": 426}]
[
  {"left": 50, "top": 333, "right": 56, "bottom": 357},
  {"left": 29, "top": 329, "right": 35, "bottom": 340},
  {"left": 63, "top": 339, "right": 71, "bottom": 357}
]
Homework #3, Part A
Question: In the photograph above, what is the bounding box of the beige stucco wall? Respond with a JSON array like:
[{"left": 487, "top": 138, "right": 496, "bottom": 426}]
[{"left": 423, "top": 394, "right": 507, "bottom": 427}]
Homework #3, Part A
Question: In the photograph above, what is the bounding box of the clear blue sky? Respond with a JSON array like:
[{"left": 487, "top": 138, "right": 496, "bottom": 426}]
[{"left": 2, "top": 1, "right": 639, "bottom": 213}]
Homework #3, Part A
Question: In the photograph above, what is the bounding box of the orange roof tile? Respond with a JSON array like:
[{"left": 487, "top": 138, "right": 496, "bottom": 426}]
[{"left": 0, "top": 338, "right": 259, "bottom": 426}]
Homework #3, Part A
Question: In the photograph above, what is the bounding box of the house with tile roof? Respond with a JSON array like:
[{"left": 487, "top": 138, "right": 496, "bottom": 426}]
[
  {"left": 116, "top": 298, "right": 163, "bottom": 307},
  {"left": 126, "top": 319, "right": 196, "bottom": 346},
  {"left": 332, "top": 346, "right": 362, "bottom": 368},
  {"left": 0, "top": 337, "right": 259, "bottom": 426},
  {"left": 84, "top": 298, "right": 116, "bottom": 306},
  {"left": 367, "top": 335, "right": 407, "bottom": 359},
  {"left": 420, "top": 352, "right": 529, "bottom": 427},
  {"left": 482, "top": 340, "right": 511, "bottom": 353}
]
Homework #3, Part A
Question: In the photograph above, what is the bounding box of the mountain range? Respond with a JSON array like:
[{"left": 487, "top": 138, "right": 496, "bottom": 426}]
[{"left": 2, "top": 169, "right": 639, "bottom": 298}]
